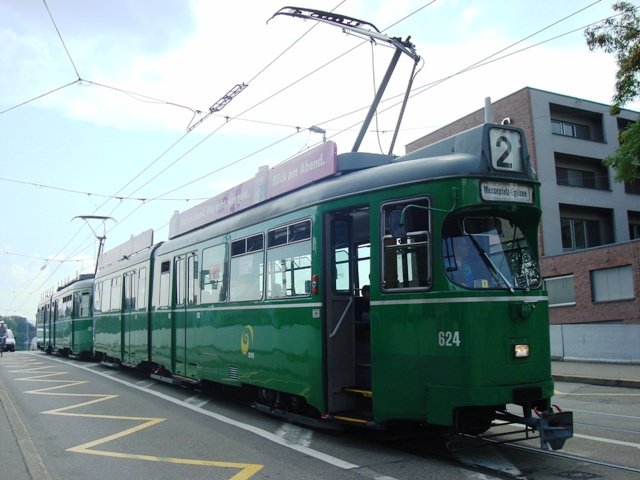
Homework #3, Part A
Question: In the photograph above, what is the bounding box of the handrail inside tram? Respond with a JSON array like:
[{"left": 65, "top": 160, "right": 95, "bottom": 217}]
[{"left": 330, "top": 296, "right": 354, "bottom": 339}]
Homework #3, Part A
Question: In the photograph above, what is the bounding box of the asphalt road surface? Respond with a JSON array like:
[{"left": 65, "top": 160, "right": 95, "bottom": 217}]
[{"left": 1, "top": 352, "right": 639, "bottom": 480}]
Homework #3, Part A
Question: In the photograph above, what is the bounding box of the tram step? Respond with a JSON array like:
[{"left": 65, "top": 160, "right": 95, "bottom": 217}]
[
  {"left": 332, "top": 410, "right": 375, "bottom": 427},
  {"left": 343, "top": 387, "right": 372, "bottom": 398}
]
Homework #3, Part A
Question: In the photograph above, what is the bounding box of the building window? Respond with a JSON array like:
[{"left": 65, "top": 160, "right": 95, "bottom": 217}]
[
  {"left": 591, "top": 266, "right": 634, "bottom": 302},
  {"left": 554, "top": 152, "right": 609, "bottom": 190},
  {"left": 625, "top": 178, "right": 640, "bottom": 195},
  {"left": 551, "top": 119, "right": 590, "bottom": 139},
  {"left": 549, "top": 103, "right": 603, "bottom": 142},
  {"left": 544, "top": 275, "right": 576, "bottom": 307},
  {"left": 561, "top": 217, "right": 601, "bottom": 251},
  {"left": 556, "top": 167, "right": 596, "bottom": 188},
  {"left": 559, "top": 204, "right": 614, "bottom": 251},
  {"left": 629, "top": 211, "right": 640, "bottom": 240}
]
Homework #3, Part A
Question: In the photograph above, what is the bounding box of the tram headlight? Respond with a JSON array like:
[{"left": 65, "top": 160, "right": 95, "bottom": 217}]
[{"left": 514, "top": 344, "right": 530, "bottom": 358}]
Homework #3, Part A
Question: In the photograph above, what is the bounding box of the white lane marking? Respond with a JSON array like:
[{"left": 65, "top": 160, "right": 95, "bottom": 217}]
[
  {"left": 42, "top": 354, "right": 359, "bottom": 470},
  {"left": 275, "top": 423, "right": 313, "bottom": 448},
  {"left": 135, "top": 379, "right": 155, "bottom": 388},
  {"left": 570, "top": 408, "right": 640, "bottom": 420},
  {"left": 574, "top": 433, "right": 640, "bottom": 449},
  {"left": 185, "top": 393, "right": 210, "bottom": 408}
]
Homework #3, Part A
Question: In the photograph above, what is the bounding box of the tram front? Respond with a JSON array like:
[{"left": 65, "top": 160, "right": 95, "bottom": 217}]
[{"left": 370, "top": 124, "right": 572, "bottom": 450}]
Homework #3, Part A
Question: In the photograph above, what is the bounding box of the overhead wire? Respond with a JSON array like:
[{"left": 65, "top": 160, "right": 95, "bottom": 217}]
[
  {"left": 42, "top": 0, "right": 80, "bottom": 78},
  {"left": 318, "top": 1, "right": 612, "bottom": 142},
  {"left": 85, "top": 1, "right": 352, "bottom": 224},
  {"left": 0, "top": 176, "right": 210, "bottom": 202},
  {"left": 5, "top": 1, "right": 610, "bottom": 315},
  {"left": 8, "top": 1, "right": 352, "bottom": 315}
]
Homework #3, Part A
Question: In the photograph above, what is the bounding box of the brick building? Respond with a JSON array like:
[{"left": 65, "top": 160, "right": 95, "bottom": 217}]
[{"left": 406, "top": 87, "right": 640, "bottom": 324}]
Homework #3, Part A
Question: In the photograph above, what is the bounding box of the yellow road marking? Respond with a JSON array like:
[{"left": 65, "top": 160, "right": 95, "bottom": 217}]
[{"left": 14, "top": 360, "right": 263, "bottom": 479}]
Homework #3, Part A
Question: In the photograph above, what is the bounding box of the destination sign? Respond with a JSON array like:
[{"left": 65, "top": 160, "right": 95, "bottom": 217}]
[{"left": 481, "top": 181, "right": 533, "bottom": 203}]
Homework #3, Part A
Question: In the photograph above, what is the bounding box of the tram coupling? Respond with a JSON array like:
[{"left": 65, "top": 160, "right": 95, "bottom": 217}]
[{"left": 495, "top": 406, "right": 573, "bottom": 450}]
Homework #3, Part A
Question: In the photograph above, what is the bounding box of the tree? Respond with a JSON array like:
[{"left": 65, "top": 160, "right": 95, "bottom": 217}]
[
  {"left": 0, "top": 315, "right": 36, "bottom": 350},
  {"left": 585, "top": 1, "right": 640, "bottom": 182}
]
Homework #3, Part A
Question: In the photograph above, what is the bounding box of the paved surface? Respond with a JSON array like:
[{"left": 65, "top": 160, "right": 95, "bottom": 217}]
[
  {"left": 551, "top": 359, "right": 640, "bottom": 389},
  {"left": 0, "top": 375, "right": 49, "bottom": 480},
  {"left": 1, "top": 356, "right": 639, "bottom": 479}
]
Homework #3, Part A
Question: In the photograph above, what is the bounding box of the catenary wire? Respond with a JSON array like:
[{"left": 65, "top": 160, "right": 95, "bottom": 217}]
[
  {"left": 7, "top": 2, "right": 351, "bottom": 314},
  {"left": 41, "top": 0, "right": 80, "bottom": 79},
  {"left": 5, "top": 1, "right": 610, "bottom": 315}
]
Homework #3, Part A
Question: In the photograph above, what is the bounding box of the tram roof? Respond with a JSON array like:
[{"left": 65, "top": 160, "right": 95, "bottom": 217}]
[
  {"left": 153, "top": 123, "right": 535, "bottom": 255},
  {"left": 98, "top": 123, "right": 535, "bottom": 264}
]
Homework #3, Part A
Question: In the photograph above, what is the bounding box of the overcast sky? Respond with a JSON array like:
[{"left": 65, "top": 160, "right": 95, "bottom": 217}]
[{"left": 1, "top": 0, "right": 637, "bottom": 321}]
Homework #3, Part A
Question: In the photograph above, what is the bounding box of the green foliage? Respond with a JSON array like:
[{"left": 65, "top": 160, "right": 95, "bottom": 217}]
[
  {"left": 585, "top": 1, "right": 640, "bottom": 113},
  {"left": 585, "top": 1, "right": 640, "bottom": 182},
  {"left": 603, "top": 120, "right": 640, "bottom": 181}
]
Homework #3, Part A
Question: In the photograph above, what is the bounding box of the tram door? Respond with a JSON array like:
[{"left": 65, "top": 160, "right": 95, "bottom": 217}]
[
  {"left": 44, "top": 303, "right": 52, "bottom": 352},
  {"left": 174, "top": 253, "right": 197, "bottom": 377},
  {"left": 51, "top": 300, "right": 58, "bottom": 353},
  {"left": 122, "top": 271, "right": 136, "bottom": 364},
  {"left": 324, "top": 207, "right": 371, "bottom": 414}
]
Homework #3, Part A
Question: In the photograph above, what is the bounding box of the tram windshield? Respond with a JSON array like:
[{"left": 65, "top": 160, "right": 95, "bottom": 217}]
[{"left": 442, "top": 215, "right": 541, "bottom": 291}]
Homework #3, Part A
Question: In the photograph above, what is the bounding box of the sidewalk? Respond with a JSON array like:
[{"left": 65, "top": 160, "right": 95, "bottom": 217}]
[
  {"left": 0, "top": 376, "right": 50, "bottom": 480},
  {"left": 552, "top": 360, "right": 640, "bottom": 389}
]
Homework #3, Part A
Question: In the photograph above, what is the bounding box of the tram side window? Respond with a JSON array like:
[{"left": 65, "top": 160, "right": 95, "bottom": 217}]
[
  {"left": 124, "top": 271, "right": 137, "bottom": 310},
  {"left": 74, "top": 291, "right": 91, "bottom": 317},
  {"left": 230, "top": 234, "right": 264, "bottom": 302},
  {"left": 267, "top": 220, "right": 312, "bottom": 298},
  {"left": 382, "top": 199, "right": 431, "bottom": 290},
  {"left": 110, "top": 276, "right": 121, "bottom": 311},
  {"left": 158, "top": 261, "right": 171, "bottom": 307},
  {"left": 100, "top": 279, "right": 111, "bottom": 312},
  {"left": 94, "top": 284, "right": 100, "bottom": 313},
  {"left": 175, "top": 255, "right": 198, "bottom": 306},
  {"left": 137, "top": 268, "right": 147, "bottom": 310},
  {"left": 175, "top": 258, "right": 185, "bottom": 306},
  {"left": 61, "top": 294, "right": 72, "bottom": 318},
  {"left": 333, "top": 219, "right": 351, "bottom": 293},
  {"left": 201, "top": 244, "right": 228, "bottom": 304}
]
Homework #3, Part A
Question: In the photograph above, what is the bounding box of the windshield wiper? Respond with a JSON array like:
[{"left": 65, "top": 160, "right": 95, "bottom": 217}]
[{"left": 466, "top": 234, "right": 515, "bottom": 293}]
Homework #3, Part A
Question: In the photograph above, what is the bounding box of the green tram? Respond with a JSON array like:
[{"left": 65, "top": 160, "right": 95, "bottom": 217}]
[
  {"left": 92, "top": 123, "right": 572, "bottom": 449},
  {"left": 36, "top": 274, "right": 94, "bottom": 358},
  {"left": 36, "top": 293, "right": 51, "bottom": 351}
]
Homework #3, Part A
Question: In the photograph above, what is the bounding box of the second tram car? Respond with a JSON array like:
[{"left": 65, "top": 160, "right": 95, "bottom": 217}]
[{"left": 36, "top": 274, "right": 94, "bottom": 358}]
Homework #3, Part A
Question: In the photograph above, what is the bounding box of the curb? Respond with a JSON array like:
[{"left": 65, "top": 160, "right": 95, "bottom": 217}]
[{"left": 552, "top": 374, "right": 640, "bottom": 389}]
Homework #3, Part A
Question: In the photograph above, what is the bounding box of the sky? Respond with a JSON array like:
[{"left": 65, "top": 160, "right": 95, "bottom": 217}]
[{"left": 1, "top": 0, "right": 638, "bottom": 322}]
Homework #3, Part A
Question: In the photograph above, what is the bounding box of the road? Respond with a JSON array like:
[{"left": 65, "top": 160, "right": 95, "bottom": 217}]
[{"left": 1, "top": 352, "right": 639, "bottom": 479}]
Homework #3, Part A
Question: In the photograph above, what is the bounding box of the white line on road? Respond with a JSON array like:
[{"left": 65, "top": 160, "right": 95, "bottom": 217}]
[
  {"left": 574, "top": 433, "right": 640, "bottom": 449},
  {"left": 43, "top": 354, "right": 360, "bottom": 470}
]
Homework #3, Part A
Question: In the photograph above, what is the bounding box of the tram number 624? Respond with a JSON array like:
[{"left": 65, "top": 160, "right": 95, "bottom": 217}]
[{"left": 438, "top": 331, "right": 461, "bottom": 347}]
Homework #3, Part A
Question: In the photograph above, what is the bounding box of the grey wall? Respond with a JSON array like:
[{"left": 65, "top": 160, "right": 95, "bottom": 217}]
[{"left": 550, "top": 324, "right": 640, "bottom": 363}]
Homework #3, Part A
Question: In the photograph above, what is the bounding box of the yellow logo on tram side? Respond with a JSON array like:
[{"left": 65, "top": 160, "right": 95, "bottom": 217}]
[{"left": 241, "top": 325, "right": 254, "bottom": 355}]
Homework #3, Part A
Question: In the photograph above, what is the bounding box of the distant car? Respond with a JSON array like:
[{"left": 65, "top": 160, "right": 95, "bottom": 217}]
[{"left": 3, "top": 328, "right": 16, "bottom": 352}]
